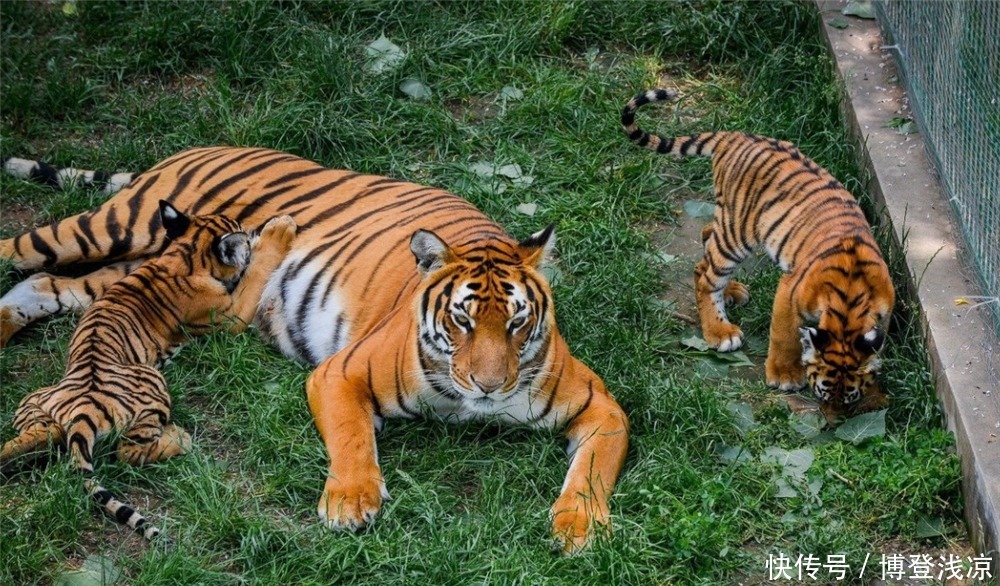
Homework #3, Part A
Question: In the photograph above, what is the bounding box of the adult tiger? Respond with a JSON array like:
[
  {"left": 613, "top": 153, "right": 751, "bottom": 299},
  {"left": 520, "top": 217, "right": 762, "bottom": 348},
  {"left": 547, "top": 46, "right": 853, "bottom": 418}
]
[
  {"left": 0, "top": 147, "right": 628, "bottom": 553},
  {"left": 621, "top": 89, "right": 895, "bottom": 421},
  {"left": 0, "top": 203, "right": 297, "bottom": 539}
]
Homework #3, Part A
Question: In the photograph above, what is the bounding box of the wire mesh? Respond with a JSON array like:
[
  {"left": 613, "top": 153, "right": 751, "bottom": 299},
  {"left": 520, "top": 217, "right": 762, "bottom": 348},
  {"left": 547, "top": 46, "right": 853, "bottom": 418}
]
[{"left": 874, "top": 0, "right": 1000, "bottom": 335}]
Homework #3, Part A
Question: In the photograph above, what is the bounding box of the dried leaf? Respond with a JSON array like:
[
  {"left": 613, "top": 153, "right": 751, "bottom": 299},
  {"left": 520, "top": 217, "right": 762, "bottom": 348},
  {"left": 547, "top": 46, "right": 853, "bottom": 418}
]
[
  {"left": 364, "top": 35, "right": 406, "bottom": 75},
  {"left": 400, "top": 78, "right": 431, "bottom": 100},
  {"left": 515, "top": 202, "right": 537, "bottom": 216},
  {"left": 683, "top": 200, "right": 715, "bottom": 218}
]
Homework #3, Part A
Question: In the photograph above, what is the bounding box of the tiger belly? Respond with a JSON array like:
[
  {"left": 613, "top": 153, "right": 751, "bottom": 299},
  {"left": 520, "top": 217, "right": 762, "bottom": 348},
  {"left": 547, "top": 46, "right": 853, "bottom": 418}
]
[{"left": 256, "top": 251, "right": 352, "bottom": 365}]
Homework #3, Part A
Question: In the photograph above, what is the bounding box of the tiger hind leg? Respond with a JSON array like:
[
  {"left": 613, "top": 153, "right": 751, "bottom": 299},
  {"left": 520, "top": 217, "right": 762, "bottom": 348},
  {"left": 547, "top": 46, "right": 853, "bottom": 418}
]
[
  {"left": 694, "top": 226, "right": 746, "bottom": 351},
  {"left": 0, "top": 260, "right": 144, "bottom": 346},
  {"left": 117, "top": 424, "right": 192, "bottom": 466},
  {"left": 699, "top": 224, "right": 749, "bottom": 307},
  {"left": 0, "top": 416, "right": 64, "bottom": 465}
]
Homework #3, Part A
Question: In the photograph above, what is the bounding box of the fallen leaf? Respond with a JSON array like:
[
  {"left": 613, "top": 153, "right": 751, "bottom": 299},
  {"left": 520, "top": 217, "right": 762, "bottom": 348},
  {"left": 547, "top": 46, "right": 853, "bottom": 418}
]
[
  {"left": 761, "top": 447, "right": 814, "bottom": 478},
  {"left": 834, "top": 409, "right": 887, "bottom": 444},
  {"left": 842, "top": 0, "right": 875, "bottom": 19},
  {"left": 400, "top": 78, "right": 431, "bottom": 100},
  {"left": 828, "top": 17, "right": 849, "bottom": 29},
  {"left": 499, "top": 86, "right": 524, "bottom": 101},
  {"left": 683, "top": 200, "right": 715, "bottom": 218},
  {"left": 726, "top": 401, "right": 757, "bottom": 436},
  {"left": 364, "top": 35, "right": 406, "bottom": 75},
  {"left": 515, "top": 202, "right": 537, "bottom": 216},
  {"left": 955, "top": 297, "right": 970, "bottom": 306}
]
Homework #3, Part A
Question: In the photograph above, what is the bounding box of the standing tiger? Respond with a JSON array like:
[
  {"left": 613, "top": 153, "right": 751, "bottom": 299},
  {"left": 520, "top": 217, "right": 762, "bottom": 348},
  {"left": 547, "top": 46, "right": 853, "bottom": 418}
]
[
  {"left": 621, "top": 89, "right": 895, "bottom": 421},
  {"left": 0, "top": 147, "right": 628, "bottom": 553},
  {"left": 0, "top": 202, "right": 297, "bottom": 539}
]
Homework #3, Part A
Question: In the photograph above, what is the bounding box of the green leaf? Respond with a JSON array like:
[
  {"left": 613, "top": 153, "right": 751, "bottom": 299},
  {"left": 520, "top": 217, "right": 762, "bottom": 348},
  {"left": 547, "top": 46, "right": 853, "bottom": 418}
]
[
  {"left": 62, "top": 1, "right": 79, "bottom": 16},
  {"left": 915, "top": 516, "right": 947, "bottom": 539},
  {"left": 499, "top": 86, "right": 524, "bottom": 101},
  {"left": 400, "top": 78, "right": 431, "bottom": 100},
  {"left": 790, "top": 412, "right": 825, "bottom": 439},
  {"left": 775, "top": 477, "right": 797, "bottom": 498},
  {"left": 716, "top": 443, "right": 751, "bottom": 465},
  {"left": 834, "top": 409, "right": 887, "bottom": 444},
  {"left": 895, "top": 120, "right": 918, "bottom": 135},
  {"left": 682, "top": 200, "right": 715, "bottom": 218},
  {"left": 828, "top": 17, "right": 849, "bottom": 29},
  {"left": 709, "top": 351, "right": 754, "bottom": 368},
  {"left": 680, "top": 336, "right": 710, "bottom": 351},
  {"left": 761, "top": 447, "right": 814, "bottom": 478},
  {"left": 725, "top": 401, "right": 757, "bottom": 435},
  {"left": 842, "top": 1, "right": 875, "bottom": 19},
  {"left": 697, "top": 359, "right": 729, "bottom": 379},
  {"left": 55, "top": 555, "right": 121, "bottom": 586}
]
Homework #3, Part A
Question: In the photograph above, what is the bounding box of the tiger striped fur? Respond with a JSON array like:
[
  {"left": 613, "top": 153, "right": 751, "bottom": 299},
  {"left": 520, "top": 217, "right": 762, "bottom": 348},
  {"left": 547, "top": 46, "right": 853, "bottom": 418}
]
[
  {"left": 0, "top": 147, "right": 628, "bottom": 553},
  {"left": 622, "top": 89, "right": 895, "bottom": 421},
  {"left": 0, "top": 202, "right": 297, "bottom": 539}
]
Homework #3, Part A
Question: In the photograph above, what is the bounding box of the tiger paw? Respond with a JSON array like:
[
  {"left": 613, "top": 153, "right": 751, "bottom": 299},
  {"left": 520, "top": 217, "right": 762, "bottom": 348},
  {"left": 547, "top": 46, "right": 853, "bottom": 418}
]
[
  {"left": 550, "top": 494, "right": 611, "bottom": 555},
  {"left": 765, "top": 357, "right": 806, "bottom": 391},
  {"left": 257, "top": 215, "right": 298, "bottom": 254},
  {"left": 317, "top": 472, "right": 389, "bottom": 532},
  {"left": 0, "top": 306, "right": 23, "bottom": 348},
  {"left": 703, "top": 322, "right": 743, "bottom": 352},
  {"left": 723, "top": 280, "right": 750, "bottom": 307}
]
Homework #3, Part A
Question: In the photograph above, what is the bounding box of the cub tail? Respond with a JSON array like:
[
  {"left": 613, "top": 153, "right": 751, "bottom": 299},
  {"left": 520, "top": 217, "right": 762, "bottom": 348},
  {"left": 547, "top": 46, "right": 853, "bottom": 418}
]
[
  {"left": 620, "top": 89, "right": 723, "bottom": 157},
  {"left": 2, "top": 157, "right": 134, "bottom": 195}
]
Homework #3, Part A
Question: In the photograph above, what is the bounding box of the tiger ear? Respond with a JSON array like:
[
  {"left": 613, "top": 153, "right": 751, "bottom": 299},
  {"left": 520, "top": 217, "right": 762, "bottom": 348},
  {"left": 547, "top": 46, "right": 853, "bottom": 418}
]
[
  {"left": 215, "top": 232, "right": 251, "bottom": 268},
  {"left": 854, "top": 327, "right": 886, "bottom": 355},
  {"left": 410, "top": 229, "right": 452, "bottom": 276},
  {"left": 799, "top": 327, "right": 830, "bottom": 362},
  {"left": 518, "top": 224, "right": 556, "bottom": 269},
  {"left": 159, "top": 200, "right": 191, "bottom": 240}
]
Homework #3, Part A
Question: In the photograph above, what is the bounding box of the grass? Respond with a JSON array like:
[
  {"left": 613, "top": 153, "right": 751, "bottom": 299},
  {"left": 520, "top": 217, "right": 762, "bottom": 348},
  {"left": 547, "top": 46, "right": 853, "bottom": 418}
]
[{"left": 0, "top": 1, "right": 970, "bottom": 584}]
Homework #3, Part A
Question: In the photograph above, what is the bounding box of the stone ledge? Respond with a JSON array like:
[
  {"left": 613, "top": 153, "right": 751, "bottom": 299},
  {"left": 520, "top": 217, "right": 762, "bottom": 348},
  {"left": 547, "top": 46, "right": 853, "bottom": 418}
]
[{"left": 817, "top": 0, "right": 1000, "bottom": 573}]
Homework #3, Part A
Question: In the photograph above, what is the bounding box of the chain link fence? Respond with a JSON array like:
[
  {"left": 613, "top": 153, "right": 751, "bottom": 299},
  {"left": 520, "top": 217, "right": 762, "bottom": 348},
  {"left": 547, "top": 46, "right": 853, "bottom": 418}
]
[{"left": 874, "top": 0, "right": 1000, "bottom": 335}]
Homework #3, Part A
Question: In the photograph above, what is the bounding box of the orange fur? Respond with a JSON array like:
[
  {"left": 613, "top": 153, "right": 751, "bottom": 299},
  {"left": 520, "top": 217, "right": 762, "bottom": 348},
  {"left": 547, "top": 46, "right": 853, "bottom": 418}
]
[
  {"left": 623, "top": 90, "right": 895, "bottom": 420},
  {"left": 0, "top": 147, "right": 628, "bottom": 551}
]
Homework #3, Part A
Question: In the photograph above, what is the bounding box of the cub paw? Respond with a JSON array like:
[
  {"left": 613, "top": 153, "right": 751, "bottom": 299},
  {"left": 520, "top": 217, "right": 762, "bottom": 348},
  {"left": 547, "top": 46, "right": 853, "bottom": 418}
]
[
  {"left": 703, "top": 322, "right": 743, "bottom": 352},
  {"left": 257, "top": 215, "right": 298, "bottom": 254},
  {"left": 723, "top": 281, "right": 750, "bottom": 307},
  {"left": 317, "top": 473, "right": 388, "bottom": 532},
  {"left": 765, "top": 357, "right": 806, "bottom": 391},
  {"left": 550, "top": 495, "right": 610, "bottom": 555}
]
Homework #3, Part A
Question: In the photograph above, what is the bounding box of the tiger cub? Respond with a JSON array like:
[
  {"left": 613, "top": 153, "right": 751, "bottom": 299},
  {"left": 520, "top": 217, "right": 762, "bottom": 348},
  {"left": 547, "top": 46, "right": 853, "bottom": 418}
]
[
  {"left": 0, "top": 202, "right": 297, "bottom": 539},
  {"left": 622, "top": 89, "right": 895, "bottom": 421}
]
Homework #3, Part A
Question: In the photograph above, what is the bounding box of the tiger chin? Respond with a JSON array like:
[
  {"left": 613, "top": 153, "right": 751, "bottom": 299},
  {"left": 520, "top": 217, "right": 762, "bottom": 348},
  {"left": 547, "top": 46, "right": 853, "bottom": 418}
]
[
  {"left": 623, "top": 89, "right": 895, "bottom": 423},
  {"left": 0, "top": 147, "right": 629, "bottom": 553}
]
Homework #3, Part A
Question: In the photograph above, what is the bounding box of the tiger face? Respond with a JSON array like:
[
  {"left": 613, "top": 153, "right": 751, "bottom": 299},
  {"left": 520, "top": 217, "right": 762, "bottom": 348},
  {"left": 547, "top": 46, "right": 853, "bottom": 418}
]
[
  {"left": 800, "top": 326, "right": 885, "bottom": 418},
  {"left": 410, "top": 226, "right": 555, "bottom": 409}
]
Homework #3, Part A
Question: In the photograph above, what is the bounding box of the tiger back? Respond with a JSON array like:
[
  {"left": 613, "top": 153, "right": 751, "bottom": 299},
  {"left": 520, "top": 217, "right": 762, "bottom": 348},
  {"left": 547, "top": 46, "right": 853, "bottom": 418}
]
[
  {"left": 0, "top": 202, "right": 297, "bottom": 539},
  {"left": 0, "top": 147, "right": 628, "bottom": 553},
  {"left": 622, "top": 89, "right": 895, "bottom": 421}
]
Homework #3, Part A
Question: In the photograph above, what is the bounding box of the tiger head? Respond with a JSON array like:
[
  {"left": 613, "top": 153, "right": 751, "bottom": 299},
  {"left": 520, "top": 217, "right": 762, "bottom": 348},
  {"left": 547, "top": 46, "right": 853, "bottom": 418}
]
[
  {"left": 409, "top": 226, "right": 556, "bottom": 410},
  {"left": 157, "top": 200, "right": 253, "bottom": 320},
  {"left": 799, "top": 325, "right": 886, "bottom": 420}
]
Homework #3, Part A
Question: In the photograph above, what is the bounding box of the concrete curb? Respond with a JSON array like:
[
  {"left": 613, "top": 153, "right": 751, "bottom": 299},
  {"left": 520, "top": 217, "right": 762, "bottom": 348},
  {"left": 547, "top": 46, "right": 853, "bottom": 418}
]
[{"left": 817, "top": 0, "right": 1000, "bottom": 572}]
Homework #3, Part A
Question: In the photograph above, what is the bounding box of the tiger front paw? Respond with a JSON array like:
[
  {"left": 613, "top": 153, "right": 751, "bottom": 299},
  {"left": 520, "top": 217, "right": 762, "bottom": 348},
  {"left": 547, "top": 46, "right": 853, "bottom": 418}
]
[
  {"left": 257, "top": 215, "right": 298, "bottom": 255},
  {"left": 317, "top": 472, "right": 389, "bottom": 532},
  {"left": 703, "top": 322, "right": 743, "bottom": 352},
  {"left": 550, "top": 494, "right": 611, "bottom": 555},
  {"left": 765, "top": 356, "right": 806, "bottom": 391}
]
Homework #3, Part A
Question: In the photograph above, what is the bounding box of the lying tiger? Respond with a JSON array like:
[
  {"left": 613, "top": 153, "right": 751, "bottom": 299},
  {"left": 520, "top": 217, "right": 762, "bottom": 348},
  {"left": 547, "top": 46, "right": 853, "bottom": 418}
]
[
  {"left": 622, "top": 89, "right": 895, "bottom": 421},
  {"left": 0, "top": 148, "right": 629, "bottom": 552},
  {"left": 0, "top": 202, "right": 297, "bottom": 539}
]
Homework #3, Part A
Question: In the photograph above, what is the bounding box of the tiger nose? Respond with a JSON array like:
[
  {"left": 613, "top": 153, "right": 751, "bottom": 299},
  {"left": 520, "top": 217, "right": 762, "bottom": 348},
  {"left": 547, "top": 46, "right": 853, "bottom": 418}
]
[{"left": 470, "top": 374, "right": 506, "bottom": 394}]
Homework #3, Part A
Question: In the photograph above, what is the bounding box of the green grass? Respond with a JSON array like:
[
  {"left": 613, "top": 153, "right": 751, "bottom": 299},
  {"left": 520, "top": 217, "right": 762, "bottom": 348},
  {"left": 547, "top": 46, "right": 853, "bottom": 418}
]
[{"left": 0, "top": 1, "right": 968, "bottom": 584}]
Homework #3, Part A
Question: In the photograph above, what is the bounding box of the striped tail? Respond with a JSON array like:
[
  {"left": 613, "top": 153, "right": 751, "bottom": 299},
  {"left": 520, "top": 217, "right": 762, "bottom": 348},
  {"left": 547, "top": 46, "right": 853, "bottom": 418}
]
[
  {"left": 2, "top": 157, "right": 134, "bottom": 195},
  {"left": 85, "top": 478, "right": 162, "bottom": 540},
  {"left": 621, "top": 89, "right": 723, "bottom": 157},
  {"left": 66, "top": 421, "right": 162, "bottom": 540}
]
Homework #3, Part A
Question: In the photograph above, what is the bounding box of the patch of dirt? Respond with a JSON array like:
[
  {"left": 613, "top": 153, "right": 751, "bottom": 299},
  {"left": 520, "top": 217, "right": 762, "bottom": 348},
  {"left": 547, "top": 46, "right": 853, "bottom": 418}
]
[
  {"left": 0, "top": 203, "right": 41, "bottom": 235},
  {"left": 445, "top": 95, "right": 500, "bottom": 123}
]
